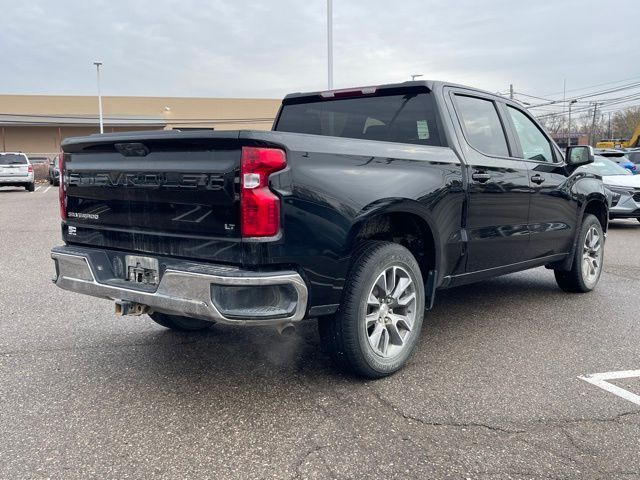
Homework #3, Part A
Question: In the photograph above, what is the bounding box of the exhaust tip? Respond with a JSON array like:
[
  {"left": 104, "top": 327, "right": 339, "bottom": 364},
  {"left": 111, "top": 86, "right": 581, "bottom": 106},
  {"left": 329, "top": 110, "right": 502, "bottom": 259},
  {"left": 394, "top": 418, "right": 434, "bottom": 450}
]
[{"left": 277, "top": 323, "right": 296, "bottom": 336}]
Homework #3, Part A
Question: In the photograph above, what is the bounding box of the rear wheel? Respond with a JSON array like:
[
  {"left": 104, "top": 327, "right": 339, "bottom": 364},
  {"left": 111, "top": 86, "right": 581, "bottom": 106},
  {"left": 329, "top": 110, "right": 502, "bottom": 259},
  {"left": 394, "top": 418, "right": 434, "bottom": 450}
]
[
  {"left": 26, "top": 182, "right": 35, "bottom": 192},
  {"left": 554, "top": 214, "right": 604, "bottom": 293},
  {"left": 319, "top": 241, "right": 425, "bottom": 378},
  {"left": 148, "top": 312, "right": 214, "bottom": 331}
]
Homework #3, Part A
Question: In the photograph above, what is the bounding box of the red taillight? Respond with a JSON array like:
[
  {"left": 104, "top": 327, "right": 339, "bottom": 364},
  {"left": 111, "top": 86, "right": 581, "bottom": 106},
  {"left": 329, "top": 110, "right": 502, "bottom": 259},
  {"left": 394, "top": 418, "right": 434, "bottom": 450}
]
[
  {"left": 27, "top": 165, "right": 33, "bottom": 173},
  {"left": 240, "top": 147, "right": 286, "bottom": 237},
  {"left": 58, "top": 152, "right": 66, "bottom": 220}
]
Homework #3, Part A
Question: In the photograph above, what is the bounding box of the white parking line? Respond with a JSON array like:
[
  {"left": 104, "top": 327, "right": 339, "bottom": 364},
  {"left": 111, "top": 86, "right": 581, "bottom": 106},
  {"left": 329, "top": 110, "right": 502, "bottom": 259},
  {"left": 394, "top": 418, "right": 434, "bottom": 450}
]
[
  {"left": 42, "top": 186, "right": 52, "bottom": 193},
  {"left": 34, "top": 186, "right": 42, "bottom": 191},
  {"left": 579, "top": 370, "right": 640, "bottom": 406}
]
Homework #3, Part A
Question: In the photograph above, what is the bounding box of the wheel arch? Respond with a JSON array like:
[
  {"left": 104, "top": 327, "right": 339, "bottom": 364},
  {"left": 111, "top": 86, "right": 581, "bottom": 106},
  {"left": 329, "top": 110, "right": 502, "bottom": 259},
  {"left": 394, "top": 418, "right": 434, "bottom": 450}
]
[
  {"left": 582, "top": 194, "right": 609, "bottom": 233},
  {"left": 555, "top": 194, "right": 608, "bottom": 272},
  {"left": 344, "top": 199, "right": 440, "bottom": 289}
]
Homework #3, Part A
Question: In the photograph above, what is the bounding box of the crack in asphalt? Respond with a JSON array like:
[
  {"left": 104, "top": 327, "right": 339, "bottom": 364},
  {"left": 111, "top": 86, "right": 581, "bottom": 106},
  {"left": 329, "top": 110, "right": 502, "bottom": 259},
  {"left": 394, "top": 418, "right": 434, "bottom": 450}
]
[
  {"left": 371, "top": 389, "right": 525, "bottom": 434},
  {"left": 371, "top": 388, "right": 640, "bottom": 434},
  {"left": 371, "top": 388, "right": 640, "bottom": 477},
  {"left": 291, "top": 444, "right": 331, "bottom": 480}
]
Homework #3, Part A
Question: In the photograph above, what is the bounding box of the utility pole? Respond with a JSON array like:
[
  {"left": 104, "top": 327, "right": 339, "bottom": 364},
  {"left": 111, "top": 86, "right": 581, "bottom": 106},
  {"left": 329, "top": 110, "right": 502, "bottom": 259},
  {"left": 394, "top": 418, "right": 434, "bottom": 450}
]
[
  {"left": 589, "top": 102, "right": 602, "bottom": 146},
  {"left": 509, "top": 84, "right": 514, "bottom": 100},
  {"left": 327, "top": 0, "right": 333, "bottom": 90},
  {"left": 567, "top": 99, "right": 577, "bottom": 147},
  {"left": 93, "top": 61, "right": 104, "bottom": 134}
]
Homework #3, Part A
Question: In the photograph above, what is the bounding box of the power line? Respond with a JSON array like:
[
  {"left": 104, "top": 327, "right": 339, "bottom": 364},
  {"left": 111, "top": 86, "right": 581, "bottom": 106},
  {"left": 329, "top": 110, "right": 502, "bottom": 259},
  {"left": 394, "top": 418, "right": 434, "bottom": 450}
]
[
  {"left": 540, "top": 75, "right": 640, "bottom": 98},
  {"left": 515, "top": 91, "right": 557, "bottom": 102},
  {"left": 599, "top": 100, "right": 640, "bottom": 113},
  {"left": 534, "top": 99, "right": 640, "bottom": 121},
  {"left": 520, "top": 81, "right": 640, "bottom": 108}
]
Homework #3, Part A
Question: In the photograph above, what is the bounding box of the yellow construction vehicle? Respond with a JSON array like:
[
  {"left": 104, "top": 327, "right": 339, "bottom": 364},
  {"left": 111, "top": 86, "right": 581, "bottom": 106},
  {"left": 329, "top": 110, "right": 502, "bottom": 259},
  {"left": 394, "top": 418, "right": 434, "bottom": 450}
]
[{"left": 596, "top": 122, "right": 640, "bottom": 148}]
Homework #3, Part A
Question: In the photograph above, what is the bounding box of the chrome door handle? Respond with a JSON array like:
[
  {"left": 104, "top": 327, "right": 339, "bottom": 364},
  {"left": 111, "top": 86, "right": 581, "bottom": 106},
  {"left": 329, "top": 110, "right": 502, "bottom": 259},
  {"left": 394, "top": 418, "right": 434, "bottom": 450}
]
[
  {"left": 531, "top": 174, "right": 545, "bottom": 184},
  {"left": 471, "top": 172, "right": 491, "bottom": 183}
]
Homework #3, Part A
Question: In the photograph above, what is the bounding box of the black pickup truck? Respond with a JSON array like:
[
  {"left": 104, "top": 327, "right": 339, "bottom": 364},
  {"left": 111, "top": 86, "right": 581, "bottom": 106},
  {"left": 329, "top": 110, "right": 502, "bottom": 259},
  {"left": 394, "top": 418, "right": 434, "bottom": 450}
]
[{"left": 51, "top": 81, "right": 608, "bottom": 378}]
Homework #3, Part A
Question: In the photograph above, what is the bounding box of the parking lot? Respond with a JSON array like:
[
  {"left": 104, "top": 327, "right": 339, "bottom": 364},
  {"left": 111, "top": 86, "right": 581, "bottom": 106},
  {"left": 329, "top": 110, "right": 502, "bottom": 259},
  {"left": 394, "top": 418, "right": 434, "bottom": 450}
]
[{"left": 1, "top": 185, "right": 639, "bottom": 479}]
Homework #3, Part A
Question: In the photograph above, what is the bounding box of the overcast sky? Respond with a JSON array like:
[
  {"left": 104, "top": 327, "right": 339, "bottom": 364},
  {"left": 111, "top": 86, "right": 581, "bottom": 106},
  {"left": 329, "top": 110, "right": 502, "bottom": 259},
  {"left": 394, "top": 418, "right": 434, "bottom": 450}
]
[{"left": 1, "top": 0, "right": 637, "bottom": 100}]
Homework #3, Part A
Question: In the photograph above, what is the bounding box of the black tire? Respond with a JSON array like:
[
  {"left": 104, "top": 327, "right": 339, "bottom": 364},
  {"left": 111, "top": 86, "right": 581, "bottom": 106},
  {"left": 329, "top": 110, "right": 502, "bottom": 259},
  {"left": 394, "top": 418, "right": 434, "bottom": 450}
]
[
  {"left": 319, "top": 241, "right": 425, "bottom": 379},
  {"left": 26, "top": 182, "right": 35, "bottom": 192},
  {"left": 148, "top": 312, "right": 214, "bottom": 331},
  {"left": 554, "top": 214, "right": 604, "bottom": 293},
  {"left": 49, "top": 177, "right": 54, "bottom": 185}
]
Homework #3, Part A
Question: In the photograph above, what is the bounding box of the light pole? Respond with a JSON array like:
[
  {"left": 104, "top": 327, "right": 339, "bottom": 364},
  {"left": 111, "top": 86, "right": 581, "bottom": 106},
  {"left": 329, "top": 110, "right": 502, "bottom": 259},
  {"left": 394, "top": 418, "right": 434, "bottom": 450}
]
[
  {"left": 93, "top": 61, "right": 104, "bottom": 134},
  {"left": 567, "top": 99, "right": 577, "bottom": 146},
  {"left": 327, "top": 0, "right": 333, "bottom": 89},
  {"left": 411, "top": 74, "right": 423, "bottom": 81}
]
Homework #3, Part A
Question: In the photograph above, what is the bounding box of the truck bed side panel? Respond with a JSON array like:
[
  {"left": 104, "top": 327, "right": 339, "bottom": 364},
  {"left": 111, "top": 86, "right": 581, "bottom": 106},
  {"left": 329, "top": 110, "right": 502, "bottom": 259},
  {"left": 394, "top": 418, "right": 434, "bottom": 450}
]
[{"left": 239, "top": 131, "right": 465, "bottom": 310}]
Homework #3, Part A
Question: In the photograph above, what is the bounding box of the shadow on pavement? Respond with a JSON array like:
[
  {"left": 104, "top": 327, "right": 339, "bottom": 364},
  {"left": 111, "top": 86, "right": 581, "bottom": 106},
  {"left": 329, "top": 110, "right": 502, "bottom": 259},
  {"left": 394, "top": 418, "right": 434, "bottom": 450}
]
[{"left": 88, "top": 271, "right": 563, "bottom": 385}]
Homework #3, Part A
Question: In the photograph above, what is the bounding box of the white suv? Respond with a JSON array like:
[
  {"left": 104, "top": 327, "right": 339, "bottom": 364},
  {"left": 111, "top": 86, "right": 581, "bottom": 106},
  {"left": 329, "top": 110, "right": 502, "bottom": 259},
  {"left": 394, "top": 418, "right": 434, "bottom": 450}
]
[{"left": 0, "top": 153, "right": 35, "bottom": 191}]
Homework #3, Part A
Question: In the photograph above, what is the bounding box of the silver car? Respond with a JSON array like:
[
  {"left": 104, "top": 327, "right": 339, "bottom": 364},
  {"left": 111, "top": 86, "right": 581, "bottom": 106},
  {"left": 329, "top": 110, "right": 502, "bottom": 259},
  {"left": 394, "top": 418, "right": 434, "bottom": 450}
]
[
  {"left": 579, "top": 155, "right": 640, "bottom": 222},
  {"left": 0, "top": 153, "right": 35, "bottom": 191}
]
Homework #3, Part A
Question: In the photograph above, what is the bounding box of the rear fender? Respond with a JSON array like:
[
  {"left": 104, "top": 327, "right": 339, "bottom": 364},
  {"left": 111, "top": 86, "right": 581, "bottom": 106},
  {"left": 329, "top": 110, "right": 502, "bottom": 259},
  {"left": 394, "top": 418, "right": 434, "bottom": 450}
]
[{"left": 344, "top": 198, "right": 442, "bottom": 305}]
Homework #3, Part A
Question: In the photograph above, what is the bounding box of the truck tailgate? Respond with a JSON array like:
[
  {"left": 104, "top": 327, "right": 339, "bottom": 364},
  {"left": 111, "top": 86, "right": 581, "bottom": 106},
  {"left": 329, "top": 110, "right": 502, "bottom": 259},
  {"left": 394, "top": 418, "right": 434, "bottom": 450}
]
[{"left": 62, "top": 131, "right": 243, "bottom": 262}]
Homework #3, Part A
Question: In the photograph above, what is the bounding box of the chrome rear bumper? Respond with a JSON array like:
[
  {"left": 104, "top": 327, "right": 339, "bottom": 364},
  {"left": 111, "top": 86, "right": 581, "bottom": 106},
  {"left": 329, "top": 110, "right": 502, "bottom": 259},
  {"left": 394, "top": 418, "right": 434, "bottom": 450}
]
[{"left": 51, "top": 246, "right": 308, "bottom": 326}]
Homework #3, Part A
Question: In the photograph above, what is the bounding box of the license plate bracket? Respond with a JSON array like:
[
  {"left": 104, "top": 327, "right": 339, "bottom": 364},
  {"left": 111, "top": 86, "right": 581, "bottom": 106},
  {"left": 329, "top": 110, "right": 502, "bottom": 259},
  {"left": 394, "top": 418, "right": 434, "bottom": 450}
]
[{"left": 125, "top": 255, "right": 159, "bottom": 286}]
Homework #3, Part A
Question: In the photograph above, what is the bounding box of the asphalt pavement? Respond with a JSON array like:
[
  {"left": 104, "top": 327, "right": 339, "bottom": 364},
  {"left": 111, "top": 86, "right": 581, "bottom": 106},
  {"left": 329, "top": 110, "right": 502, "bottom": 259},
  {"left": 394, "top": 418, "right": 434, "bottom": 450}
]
[{"left": 1, "top": 185, "right": 639, "bottom": 479}]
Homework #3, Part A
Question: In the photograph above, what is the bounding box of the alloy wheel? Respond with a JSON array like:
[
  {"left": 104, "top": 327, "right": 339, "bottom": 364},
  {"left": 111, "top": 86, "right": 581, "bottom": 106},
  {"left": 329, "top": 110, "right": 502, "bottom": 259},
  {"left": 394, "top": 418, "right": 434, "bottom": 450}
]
[
  {"left": 365, "top": 265, "right": 417, "bottom": 358},
  {"left": 582, "top": 225, "right": 603, "bottom": 288}
]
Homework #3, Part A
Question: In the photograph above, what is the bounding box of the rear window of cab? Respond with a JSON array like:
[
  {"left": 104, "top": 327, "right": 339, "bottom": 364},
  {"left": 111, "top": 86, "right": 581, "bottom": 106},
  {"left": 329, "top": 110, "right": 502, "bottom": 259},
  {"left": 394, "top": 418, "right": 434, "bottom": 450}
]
[{"left": 276, "top": 90, "right": 444, "bottom": 147}]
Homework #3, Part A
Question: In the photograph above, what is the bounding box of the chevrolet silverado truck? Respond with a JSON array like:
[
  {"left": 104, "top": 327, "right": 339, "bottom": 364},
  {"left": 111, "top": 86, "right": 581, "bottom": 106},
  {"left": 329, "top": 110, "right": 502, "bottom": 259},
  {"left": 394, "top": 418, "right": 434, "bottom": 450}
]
[{"left": 51, "top": 81, "right": 608, "bottom": 378}]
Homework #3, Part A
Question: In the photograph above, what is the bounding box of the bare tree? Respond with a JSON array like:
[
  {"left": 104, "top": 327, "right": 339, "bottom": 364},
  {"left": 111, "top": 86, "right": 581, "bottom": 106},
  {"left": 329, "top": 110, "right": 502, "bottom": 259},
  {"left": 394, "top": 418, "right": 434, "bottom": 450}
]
[
  {"left": 611, "top": 107, "right": 640, "bottom": 140},
  {"left": 534, "top": 106, "right": 640, "bottom": 146}
]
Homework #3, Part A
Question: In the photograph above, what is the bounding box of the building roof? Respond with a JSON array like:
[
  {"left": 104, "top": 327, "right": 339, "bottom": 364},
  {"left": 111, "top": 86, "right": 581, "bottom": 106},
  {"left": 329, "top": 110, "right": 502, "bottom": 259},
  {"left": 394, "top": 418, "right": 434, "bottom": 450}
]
[
  {"left": 0, "top": 94, "right": 281, "bottom": 129},
  {"left": 0, "top": 113, "right": 166, "bottom": 127}
]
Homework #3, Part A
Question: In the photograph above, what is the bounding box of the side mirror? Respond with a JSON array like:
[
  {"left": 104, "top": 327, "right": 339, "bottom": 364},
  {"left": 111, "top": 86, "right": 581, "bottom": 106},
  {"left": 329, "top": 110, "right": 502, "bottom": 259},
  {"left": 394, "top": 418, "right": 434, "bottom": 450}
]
[{"left": 566, "top": 145, "right": 594, "bottom": 166}]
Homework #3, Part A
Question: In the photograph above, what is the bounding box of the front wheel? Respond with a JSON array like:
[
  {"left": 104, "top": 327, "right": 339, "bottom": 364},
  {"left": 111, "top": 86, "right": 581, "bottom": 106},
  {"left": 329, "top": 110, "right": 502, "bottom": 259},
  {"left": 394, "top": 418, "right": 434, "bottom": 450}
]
[
  {"left": 319, "top": 241, "right": 425, "bottom": 378},
  {"left": 554, "top": 214, "right": 604, "bottom": 293},
  {"left": 148, "top": 312, "right": 214, "bottom": 331}
]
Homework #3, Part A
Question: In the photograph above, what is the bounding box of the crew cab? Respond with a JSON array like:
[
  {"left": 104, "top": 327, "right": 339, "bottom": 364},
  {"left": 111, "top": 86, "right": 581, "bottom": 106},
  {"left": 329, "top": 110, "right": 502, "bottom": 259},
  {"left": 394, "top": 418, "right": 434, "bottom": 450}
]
[{"left": 51, "top": 81, "right": 609, "bottom": 378}]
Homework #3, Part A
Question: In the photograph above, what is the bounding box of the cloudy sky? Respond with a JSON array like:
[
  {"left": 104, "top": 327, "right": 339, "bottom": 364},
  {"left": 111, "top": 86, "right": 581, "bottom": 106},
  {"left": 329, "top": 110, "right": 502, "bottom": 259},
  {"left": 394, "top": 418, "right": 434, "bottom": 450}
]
[{"left": 1, "top": 0, "right": 637, "bottom": 100}]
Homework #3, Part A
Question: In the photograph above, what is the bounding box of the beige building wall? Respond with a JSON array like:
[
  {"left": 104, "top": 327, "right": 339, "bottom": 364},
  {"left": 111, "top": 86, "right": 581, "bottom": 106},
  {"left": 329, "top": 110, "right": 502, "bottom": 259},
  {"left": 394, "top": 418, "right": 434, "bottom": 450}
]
[
  {"left": 1, "top": 126, "right": 156, "bottom": 154},
  {"left": 0, "top": 94, "right": 281, "bottom": 156}
]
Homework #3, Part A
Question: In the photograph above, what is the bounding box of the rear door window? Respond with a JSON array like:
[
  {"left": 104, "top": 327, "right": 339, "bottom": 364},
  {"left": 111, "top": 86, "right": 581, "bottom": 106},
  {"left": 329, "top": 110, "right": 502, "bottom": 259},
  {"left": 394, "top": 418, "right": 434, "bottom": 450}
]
[
  {"left": 276, "top": 91, "right": 443, "bottom": 146},
  {"left": 453, "top": 95, "right": 510, "bottom": 157}
]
